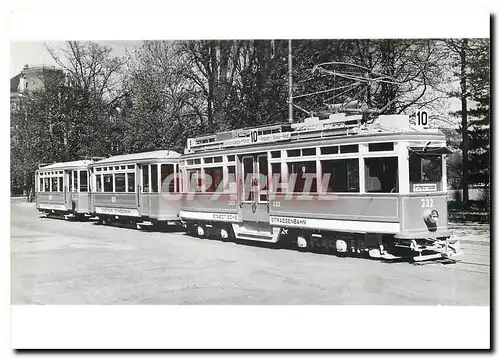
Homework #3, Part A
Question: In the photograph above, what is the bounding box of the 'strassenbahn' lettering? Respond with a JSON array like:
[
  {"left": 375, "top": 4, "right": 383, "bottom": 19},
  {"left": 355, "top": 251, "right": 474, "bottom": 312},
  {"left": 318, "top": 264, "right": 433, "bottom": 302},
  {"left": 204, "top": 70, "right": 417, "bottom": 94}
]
[{"left": 270, "top": 216, "right": 307, "bottom": 226}]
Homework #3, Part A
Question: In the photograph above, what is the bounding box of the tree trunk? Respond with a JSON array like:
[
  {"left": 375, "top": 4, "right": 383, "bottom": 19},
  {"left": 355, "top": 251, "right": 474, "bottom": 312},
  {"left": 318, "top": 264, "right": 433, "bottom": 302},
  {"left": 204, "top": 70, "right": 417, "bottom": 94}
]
[{"left": 460, "top": 39, "right": 469, "bottom": 204}]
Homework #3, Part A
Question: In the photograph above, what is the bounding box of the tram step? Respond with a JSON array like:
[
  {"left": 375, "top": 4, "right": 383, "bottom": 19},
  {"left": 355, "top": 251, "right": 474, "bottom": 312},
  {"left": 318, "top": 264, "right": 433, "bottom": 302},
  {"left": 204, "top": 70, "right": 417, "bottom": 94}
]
[{"left": 236, "top": 231, "right": 274, "bottom": 241}]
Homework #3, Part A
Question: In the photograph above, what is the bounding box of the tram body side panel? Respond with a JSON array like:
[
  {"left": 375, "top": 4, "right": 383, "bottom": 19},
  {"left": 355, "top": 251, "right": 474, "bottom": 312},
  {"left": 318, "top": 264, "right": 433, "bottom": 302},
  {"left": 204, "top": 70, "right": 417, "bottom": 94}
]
[
  {"left": 36, "top": 192, "right": 68, "bottom": 212},
  {"left": 268, "top": 193, "right": 400, "bottom": 233},
  {"left": 396, "top": 193, "right": 450, "bottom": 239},
  {"left": 179, "top": 193, "right": 240, "bottom": 222},
  {"left": 145, "top": 193, "right": 181, "bottom": 221},
  {"left": 91, "top": 193, "right": 140, "bottom": 217}
]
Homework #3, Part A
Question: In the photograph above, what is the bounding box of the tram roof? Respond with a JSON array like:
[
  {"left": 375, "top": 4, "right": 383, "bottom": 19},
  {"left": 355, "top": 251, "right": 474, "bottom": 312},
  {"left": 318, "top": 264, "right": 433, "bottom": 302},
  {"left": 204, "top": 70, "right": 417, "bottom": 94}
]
[
  {"left": 184, "top": 113, "right": 446, "bottom": 154},
  {"left": 37, "top": 160, "right": 93, "bottom": 171},
  {"left": 91, "top": 150, "right": 181, "bottom": 166}
]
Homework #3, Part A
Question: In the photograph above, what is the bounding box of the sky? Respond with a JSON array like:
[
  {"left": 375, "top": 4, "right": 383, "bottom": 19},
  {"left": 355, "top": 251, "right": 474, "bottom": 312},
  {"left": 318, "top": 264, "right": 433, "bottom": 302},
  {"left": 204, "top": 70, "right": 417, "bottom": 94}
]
[{"left": 10, "top": 41, "right": 142, "bottom": 78}]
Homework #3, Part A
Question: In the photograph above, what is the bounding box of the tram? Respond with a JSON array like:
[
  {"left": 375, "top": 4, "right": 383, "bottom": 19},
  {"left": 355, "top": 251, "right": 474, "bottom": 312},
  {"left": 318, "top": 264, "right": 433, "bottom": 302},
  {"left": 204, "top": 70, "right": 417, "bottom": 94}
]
[
  {"left": 179, "top": 112, "right": 461, "bottom": 261},
  {"left": 88, "top": 150, "right": 182, "bottom": 228},
  {"left": 35, "top": 160, "right": 93, "bottom": 218}
]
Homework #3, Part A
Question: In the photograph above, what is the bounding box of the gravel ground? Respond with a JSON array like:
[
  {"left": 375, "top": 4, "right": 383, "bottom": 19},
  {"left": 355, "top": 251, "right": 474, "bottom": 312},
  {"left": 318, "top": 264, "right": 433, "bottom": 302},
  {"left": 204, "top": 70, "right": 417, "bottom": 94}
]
[{"left": 10, "top": 200, "right": 490, "bottom": 305}]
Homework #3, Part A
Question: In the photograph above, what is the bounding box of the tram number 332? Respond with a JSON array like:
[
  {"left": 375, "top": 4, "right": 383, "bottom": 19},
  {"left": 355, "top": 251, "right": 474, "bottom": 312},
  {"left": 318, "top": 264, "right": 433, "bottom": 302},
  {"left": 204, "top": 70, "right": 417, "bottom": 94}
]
[{"left": 421, "top": 198, "right": 434, "bottom": 208}]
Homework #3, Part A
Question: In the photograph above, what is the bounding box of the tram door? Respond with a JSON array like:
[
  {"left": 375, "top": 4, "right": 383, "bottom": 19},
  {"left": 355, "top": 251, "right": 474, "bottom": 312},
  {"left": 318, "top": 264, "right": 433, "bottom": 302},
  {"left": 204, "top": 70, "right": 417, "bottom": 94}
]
[
  {"left": 64, "top": 170, "right": 72, "bottom": 211},
  {"left": 240, "top": 153, "right": 269, "bottom": 223},
  {"left": 139, "top": 163, "right": 150, "bottom": 216}
]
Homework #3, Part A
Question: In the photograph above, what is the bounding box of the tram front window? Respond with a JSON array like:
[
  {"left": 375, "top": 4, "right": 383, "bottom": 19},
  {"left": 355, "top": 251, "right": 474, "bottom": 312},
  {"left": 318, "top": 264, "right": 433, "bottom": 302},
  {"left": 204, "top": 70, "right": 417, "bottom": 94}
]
[
  {"left": 409, "top": 153, "right": 443, "bottom": 191},
  {"left": 365, "top": 157, "right": 398, "bottom": 193}
]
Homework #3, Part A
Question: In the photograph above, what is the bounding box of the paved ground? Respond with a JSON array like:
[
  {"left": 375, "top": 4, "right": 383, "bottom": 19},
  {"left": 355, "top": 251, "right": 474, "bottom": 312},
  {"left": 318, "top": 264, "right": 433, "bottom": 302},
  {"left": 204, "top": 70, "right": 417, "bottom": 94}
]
[{"left": 11, "top": 199, "right": 490, "bottom": 305}]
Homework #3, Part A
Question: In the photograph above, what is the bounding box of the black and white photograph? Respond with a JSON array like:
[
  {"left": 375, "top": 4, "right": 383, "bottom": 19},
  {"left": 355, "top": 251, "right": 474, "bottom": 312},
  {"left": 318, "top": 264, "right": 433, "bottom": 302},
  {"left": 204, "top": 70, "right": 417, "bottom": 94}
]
[{"left": 6, "top": 3, "right": 492, "bottom": 351}]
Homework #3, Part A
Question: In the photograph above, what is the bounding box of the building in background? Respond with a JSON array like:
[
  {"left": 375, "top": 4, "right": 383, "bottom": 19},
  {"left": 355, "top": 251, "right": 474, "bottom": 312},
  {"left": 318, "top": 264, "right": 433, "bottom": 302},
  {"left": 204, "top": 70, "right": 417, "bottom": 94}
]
[
  {"left": 10, "top": 64, "right": 65, "bottom": 111},
  {"left": 10, "top": 65, "right": 66, "bottom": 196}
]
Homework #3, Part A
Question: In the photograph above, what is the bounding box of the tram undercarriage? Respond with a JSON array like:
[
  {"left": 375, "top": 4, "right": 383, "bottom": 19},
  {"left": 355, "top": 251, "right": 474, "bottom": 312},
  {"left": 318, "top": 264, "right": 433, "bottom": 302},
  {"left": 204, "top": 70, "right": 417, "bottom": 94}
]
[{"left": 183, "top": 220, "right": 462, "bottom": 262}]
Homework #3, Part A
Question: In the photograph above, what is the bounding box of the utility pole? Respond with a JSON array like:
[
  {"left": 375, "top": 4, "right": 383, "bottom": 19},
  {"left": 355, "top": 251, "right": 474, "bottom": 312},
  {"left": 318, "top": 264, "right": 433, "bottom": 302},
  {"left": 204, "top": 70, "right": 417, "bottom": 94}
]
[
  {"left": 460, "top": 39, "right": 469, "bottom": 204},
  {"left": 288, "top": 39, "right": 293, "bottom": 123}
]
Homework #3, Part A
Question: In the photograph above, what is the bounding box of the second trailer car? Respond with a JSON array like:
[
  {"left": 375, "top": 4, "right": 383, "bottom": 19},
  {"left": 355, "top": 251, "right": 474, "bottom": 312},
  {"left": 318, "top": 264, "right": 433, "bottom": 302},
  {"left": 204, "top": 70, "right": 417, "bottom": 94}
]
[{"left": 89, "top": 150, "right": 182, "bottom": 228}]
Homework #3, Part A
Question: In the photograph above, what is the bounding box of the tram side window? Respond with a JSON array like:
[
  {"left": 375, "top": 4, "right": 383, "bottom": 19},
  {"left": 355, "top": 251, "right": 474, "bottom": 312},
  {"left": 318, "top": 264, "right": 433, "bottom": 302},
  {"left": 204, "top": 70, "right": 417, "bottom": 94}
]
[
  {"left": 151, "top": 164, "right": 158, "bottom": 193},
  {"left": 187, "top": 169, "right": 202, "bottom": 192},
  {"left": 242, "top": 157, "right": 253, "bottom": 201},
  {"left": 39, "top": 178, "right": 43, "bottom": 192},
  {"left": 115, "top": 173, "right": 126, "bottom": 192},
  {"left": 322, "top": 159, "right": 359, "bottom": 192},
  {"left": 365, "top": 157, "right": 398, "bottom": 193},
  {"left": 73, "top": 171, "right": 78, "bottom": 192},
  {"left": 80, "top": 171, "right": 88, "bottom": 192},
  {"left": 227, "top": 165, "right": 236, "bottom": 192},
  {"left": 271, "top": 163, "right": 283, "bottom": 193},
  {"left": 103, "top": 174, "right": 113, "bottom": 192},
  {"left": 59, "top": 177, "right": 63, "bottom": 191},
  {"left": 96, "top": 175, "right": 103, "bottom": 192},
  {"left": 51, "top": 177, "right": 58, "bottom": 192},
  {"left": 127, "top": 173, "right": 135, "bottom": 192},
  {"left": 44, "top": 178, "right": 50, "bottom": 192},
  {"left": 161, "top": 164, "right": 175, "bottom": 193},
  {"left": 69, "top": 172, "right": 73, "bottom": 191},
  {"left": 258, "top": 156, "right": 268, "bottom": 201},
  {"left": 205, "top": 167, "right": 223, "bottom": 192},
  {"left": 288, "top": 161, "right": 317, "bottom": 193},
  {"left": 142, "top": 165, "right": 150, "bottom": 193}
]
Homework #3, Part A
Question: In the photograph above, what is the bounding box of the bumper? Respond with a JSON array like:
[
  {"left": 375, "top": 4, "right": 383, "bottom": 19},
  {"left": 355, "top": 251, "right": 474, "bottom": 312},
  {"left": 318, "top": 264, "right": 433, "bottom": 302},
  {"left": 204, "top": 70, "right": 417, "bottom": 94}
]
[{"left": 396, "top": 233, "right": 463, "bottom": 261}]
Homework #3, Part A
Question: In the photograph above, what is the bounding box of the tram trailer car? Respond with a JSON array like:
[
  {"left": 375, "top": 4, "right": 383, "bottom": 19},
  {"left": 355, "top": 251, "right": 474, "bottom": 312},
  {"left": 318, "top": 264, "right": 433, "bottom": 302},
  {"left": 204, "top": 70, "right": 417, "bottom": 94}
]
[
  {"left": 179, "top": 112, "right": 461, "bottom": 262},
  {"left": 89, "top": 150, "right": 182, "bottom": 228},
  {"left": 35, "top": 160, "right": 93, "bottom": 219}
]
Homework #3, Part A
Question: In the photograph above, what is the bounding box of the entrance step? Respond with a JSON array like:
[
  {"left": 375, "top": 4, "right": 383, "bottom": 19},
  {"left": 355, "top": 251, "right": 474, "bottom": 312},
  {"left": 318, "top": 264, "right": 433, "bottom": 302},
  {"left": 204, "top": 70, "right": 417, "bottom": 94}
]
[{"left": 232, "top": 223, "right": 280, "bottom": 243}]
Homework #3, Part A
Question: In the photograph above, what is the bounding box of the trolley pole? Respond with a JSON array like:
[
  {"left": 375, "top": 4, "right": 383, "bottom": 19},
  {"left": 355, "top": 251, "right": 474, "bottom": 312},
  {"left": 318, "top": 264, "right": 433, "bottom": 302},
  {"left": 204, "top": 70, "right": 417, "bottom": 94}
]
[{"left": 288, "top": 39, "right": 293, "bottom": 123}]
